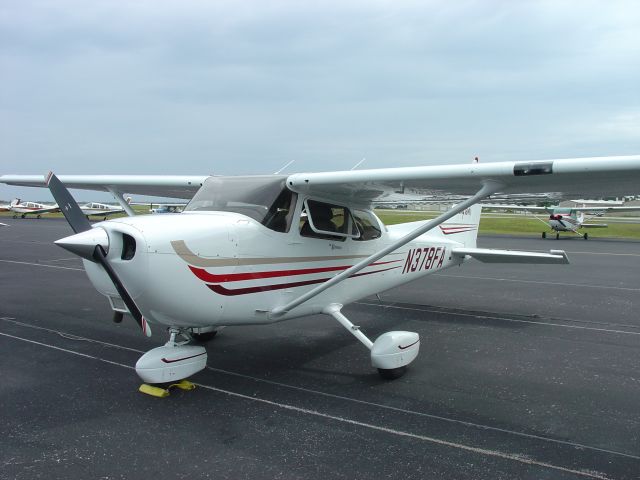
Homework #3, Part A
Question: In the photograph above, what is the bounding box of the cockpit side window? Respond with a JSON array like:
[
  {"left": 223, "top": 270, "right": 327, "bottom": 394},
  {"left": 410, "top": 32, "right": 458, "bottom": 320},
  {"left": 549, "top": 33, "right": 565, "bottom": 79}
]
[{"left": 352, "top": 209, "right": 382, "bottom": 241}]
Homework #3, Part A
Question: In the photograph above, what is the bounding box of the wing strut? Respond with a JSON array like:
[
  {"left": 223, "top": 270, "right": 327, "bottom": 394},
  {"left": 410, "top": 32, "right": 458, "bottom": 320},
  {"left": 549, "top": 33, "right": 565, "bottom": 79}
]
[
  {"left": 107, "top": 187, "right": 136, "bottom": 216},
  {"left": 270, "top": 180, "right": 503, "bottom": 317}
]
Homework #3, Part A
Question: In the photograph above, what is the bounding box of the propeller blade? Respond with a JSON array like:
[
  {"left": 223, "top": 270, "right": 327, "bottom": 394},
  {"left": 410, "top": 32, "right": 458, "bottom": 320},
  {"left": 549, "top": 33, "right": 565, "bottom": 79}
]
[
  {"left": 45, "top": 171, "right": 91, "bottom": 233},
  {"left": 93, "top": 245, "right": 151, "bottom": 337},
  {"left": 46, "top": 171, "right": 151, "bottom": 337}
]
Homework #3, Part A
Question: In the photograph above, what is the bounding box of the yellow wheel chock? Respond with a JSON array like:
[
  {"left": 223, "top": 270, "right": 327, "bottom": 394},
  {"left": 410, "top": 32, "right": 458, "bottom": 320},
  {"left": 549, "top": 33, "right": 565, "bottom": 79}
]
[{"left": 138, "top": 380, "right": 196, "bottom": 397}]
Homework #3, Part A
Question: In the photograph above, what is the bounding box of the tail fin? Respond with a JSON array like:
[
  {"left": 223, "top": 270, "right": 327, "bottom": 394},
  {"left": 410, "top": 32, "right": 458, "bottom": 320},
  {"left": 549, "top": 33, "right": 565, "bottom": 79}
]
[
  {"left": 437, "top": 203, "right": 482, "bottom": 247},
  {"left": 10, "top": 198, "right": 20, "bottom": 206}
]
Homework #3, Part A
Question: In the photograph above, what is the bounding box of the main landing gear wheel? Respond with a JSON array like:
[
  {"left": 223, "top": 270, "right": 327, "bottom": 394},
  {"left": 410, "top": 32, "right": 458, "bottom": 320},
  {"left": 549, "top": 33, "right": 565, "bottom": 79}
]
[
  {"left": 378, "top": 366, "right": 407, "bottom": 380},
  {"left": 21, "top": 214, "right": 26, "bottom": 218},
  {"left": 323, "top": 304, "right": 420, "bottom": 381},
  {"left": 584, "top": 232, "right": 589, "bottom": 240},
  {"left": 541, "top": 232, "right": 546, "bottom": 239},
  {"left": 37, "top": 214, "right": 41, "bottom": 219},
  {"left": 556, "top": 233, "right": 560, "bottom": 240},
  {"left": 191, "top": 330, "right": 218, "bottom": 342}
]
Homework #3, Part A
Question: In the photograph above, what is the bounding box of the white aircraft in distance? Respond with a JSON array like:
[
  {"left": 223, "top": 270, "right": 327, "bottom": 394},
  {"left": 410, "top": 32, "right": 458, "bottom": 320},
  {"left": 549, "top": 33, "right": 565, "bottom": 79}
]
[
  {"left": 80, "top": 201, "right": 129, "bottom": 220},
  {"left": 8, "top": 198, "right": 59, "bottom": 218},
  {"left": 484, "top": 202, "right": 640, "bottom": 239},
  {"left": 149, "top": 203, "right": 185, "bottom": 214},
  {"left": 2, "top": 155, "right": 640, "bottom": 396}
]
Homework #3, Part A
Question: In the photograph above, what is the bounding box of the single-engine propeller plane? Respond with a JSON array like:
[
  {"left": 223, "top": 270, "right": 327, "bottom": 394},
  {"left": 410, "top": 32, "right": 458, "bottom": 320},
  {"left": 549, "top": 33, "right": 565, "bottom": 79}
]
[
  {"left": 80, "top": 201, "right": 129, "bottom": 220},
  {"left": 2, "top": 155, "right": 640, "bottom": 390},
  {"left": 484, "top": 202, "right": 640, "bottom": 239},
  {"left": 8, "top": 198, "right": 59, "bottom": 218}
]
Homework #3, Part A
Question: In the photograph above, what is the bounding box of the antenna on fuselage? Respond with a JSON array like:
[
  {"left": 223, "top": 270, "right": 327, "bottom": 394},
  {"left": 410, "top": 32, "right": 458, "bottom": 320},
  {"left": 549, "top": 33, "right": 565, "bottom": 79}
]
[
  {"left": 273, "top": 160, "right": 295, "bottom": 175},
  {"left": 350, "top": 158, "right": 366, "bottom": 170}
]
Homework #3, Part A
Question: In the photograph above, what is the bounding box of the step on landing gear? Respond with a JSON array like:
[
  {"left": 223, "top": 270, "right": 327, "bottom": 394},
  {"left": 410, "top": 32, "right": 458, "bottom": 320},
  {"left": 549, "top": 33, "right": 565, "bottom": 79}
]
[
  {"left": 136, "top": 328, "right": 207, "bottom": 397},
  {"left": 324, "top": 304, "right": 420, "bottom": 379}
]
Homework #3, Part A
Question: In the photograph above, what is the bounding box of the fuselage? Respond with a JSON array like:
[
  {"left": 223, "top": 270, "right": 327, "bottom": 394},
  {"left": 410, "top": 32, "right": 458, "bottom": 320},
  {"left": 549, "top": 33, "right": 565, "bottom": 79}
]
[
  {"left": 548, "top": 208, "right": 581, "bottom": 232},
  {"left": 80, "top": 202, "right": 124, "bottom": 217},
  {"left": 10, "top": 201, "right": 57, "bottom": 214},
  {"left": 83, "top": 210, "right": 470, "bottom": 329}
]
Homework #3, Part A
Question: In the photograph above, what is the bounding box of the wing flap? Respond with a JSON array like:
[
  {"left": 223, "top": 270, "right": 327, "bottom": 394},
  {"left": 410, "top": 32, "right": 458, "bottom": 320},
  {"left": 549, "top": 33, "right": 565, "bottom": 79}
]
[{"left": 452, "top": 247, "right": 569, "bottom": 264}]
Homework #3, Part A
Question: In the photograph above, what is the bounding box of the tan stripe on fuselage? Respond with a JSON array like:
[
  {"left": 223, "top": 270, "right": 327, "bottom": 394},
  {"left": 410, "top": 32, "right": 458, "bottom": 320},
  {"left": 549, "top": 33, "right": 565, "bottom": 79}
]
[{"left": 170, "top": 240, "right": 374, "bottom": 267}]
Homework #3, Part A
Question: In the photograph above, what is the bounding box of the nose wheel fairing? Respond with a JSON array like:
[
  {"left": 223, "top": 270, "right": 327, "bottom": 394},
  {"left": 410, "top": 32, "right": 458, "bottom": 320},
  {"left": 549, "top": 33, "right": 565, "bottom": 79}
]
[
  {"left": 135, "top": 328, "right": 208, "bottom": 384},
  {"left": 135, "top": 345, "right": 207, "bottom": 384}
]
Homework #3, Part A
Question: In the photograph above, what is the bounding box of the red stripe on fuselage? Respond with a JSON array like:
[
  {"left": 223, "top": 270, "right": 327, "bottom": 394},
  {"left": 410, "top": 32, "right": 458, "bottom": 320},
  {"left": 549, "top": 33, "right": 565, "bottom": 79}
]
[
  {"left": 206, "top": 266, "right": 401, "bottom": 296},
  {"left": 189, "top": 260, "right": 401, "bottom": 283}
]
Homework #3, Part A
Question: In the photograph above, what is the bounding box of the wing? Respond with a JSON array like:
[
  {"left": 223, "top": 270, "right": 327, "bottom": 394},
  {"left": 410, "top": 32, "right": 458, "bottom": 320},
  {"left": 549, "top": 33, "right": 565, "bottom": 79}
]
[
  {"left": 286, "top": 155, "right": 640, "bottom": 206},
  {"left": 482, "top": 204, "right": 550, "bottom": 213},
  {"left": 571, "top": 206, "right": 640, "bottom": 213},
  {"left": 0, "top": 175, "right": 210, "bottom": 199}
]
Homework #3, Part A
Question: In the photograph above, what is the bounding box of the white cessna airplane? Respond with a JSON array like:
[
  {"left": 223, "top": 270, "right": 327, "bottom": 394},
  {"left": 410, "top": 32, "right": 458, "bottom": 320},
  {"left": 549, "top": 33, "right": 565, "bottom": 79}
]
[
  {"left": 8, "top": 198, "right": 59, "bottom": 218},
  {"left": 2, "top": 155, "right": 640, "bottom": 395},
  {"left": 484, "top": 202, "right": 640, "bottom": 239}
]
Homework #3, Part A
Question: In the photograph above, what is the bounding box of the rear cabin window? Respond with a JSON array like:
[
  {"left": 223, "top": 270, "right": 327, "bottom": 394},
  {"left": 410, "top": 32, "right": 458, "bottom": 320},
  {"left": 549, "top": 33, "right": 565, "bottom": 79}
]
[{"left": 299, "top": 200, "right": 358, "bottom": 241}]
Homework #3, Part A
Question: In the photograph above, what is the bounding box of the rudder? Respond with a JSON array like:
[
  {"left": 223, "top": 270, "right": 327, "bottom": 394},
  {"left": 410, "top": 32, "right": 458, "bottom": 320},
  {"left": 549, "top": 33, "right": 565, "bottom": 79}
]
[{"left": 438, "top": 203, "right": 482, "bottom": 247}]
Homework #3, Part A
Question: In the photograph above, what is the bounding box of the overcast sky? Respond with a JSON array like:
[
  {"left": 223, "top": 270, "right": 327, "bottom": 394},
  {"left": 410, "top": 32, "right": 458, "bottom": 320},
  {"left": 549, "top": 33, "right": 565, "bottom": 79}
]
[{"left": 1, "top": 0, "right": 639, "bottom": 201}]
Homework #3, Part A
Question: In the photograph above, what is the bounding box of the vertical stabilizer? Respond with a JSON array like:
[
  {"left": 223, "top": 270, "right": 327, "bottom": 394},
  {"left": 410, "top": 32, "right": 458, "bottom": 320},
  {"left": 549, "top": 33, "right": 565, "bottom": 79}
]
[{"left": 437, "top": 203, "right": 482, "bottom": 247}]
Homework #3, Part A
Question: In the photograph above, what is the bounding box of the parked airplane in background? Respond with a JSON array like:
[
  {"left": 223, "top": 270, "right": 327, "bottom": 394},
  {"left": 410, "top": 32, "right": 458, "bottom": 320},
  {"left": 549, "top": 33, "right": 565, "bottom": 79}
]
[
  {"left": 80, "top": 201, "right": 128, "bottom": 220},
  {"left": 1, "top": 155, "right": 640, "bottom": 396},
  {"left": 149, "top": 203, "right": 184, "bottom": 214},
  {"left": 8, "top": 198, "right": 59, "bottom": 218},
  {"left": 484, "top": 203, "right": 640, "bottom": 239}
]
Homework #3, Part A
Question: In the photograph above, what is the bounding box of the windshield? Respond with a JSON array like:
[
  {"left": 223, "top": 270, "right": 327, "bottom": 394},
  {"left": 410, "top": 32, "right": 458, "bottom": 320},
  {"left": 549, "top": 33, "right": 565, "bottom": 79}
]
[{"left": 185, "top": 176, "right": 295, "bottom": 231}]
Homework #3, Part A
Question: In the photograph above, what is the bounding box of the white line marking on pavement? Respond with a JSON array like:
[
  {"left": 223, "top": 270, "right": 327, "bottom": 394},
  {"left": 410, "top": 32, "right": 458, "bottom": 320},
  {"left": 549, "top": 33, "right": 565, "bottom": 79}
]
[
  {"left": 356, "top": 302, "right": 640, "bottom": 336},
  {"left": 432, "top": 273, "right": 640, "bottom": 292},
  {"left": 0, "top": 259, "right": 83, "bottom": 271},
  {"left": 2, "top": 318, "right": 638, "bottom": 462},
  {"left": 0, "top": 330, "right": 613, "bottom": 479}
]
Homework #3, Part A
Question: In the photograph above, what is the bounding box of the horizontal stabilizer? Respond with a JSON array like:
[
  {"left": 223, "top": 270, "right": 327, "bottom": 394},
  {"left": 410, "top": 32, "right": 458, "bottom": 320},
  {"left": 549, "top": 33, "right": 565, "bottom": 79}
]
[{"left": 452, "top": 247, "right": 569, "bottom": 264}]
